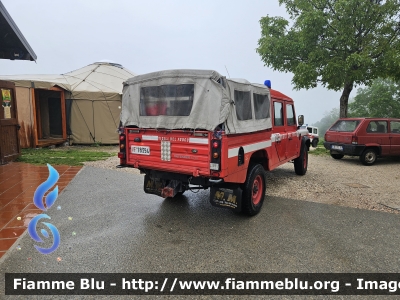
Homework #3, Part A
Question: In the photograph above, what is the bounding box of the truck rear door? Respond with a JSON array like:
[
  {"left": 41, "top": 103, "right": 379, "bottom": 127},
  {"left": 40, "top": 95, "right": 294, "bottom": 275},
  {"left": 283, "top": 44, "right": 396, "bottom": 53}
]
[{"left": 126, "top": 129, "right": 211, "bottom": 176}]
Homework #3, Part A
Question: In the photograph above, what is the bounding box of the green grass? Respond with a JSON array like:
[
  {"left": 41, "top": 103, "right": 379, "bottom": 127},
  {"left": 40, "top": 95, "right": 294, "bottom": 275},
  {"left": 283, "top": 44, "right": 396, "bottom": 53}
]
[
  {"left": 310, "top": 146, "right": 330, "bottom": 156},
  {"left": 309, "top": 138, "right": 329, "bottom": 156},
  {"left": 17, "top": 148, "right": 115, "bottom": 166}
]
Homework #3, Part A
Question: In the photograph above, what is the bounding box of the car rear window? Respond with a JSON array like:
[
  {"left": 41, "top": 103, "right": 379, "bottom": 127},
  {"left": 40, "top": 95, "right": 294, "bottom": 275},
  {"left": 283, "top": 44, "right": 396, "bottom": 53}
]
[
  {"left": 329, "top": 120, "right": 361, "bottom": 132},
  {"left": 140, "top": 84, "right": 194, "bottom": 116}
]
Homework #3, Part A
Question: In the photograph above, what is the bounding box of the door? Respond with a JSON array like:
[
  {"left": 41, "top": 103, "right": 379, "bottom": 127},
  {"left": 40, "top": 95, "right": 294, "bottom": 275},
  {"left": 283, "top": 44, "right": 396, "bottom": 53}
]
[
  {"left": 389, "top": 121, "right": 400, "bottom": 155},
  {"left": 285, "top": 102, "right": 299, "bottom": 159},
  {"left": 0, "top": 81, "right": 20, "bottom": 164},
  {"left": 272, "top": 101, "right": 287, "bottom": 161},
  {"left": 365, "top": 120, "right": 390, "bottom": 155}
]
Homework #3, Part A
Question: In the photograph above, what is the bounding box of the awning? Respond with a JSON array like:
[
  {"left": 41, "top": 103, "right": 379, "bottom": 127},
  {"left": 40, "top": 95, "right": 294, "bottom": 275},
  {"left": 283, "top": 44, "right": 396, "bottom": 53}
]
[{"left": 0, "top": 1, "right": 37, "bottom": 61}]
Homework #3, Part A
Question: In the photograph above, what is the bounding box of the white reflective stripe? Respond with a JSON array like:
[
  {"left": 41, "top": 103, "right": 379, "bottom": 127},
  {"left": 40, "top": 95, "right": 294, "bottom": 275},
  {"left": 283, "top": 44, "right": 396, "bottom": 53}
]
[
  {"left": 142, "top": 135, "right": 158, "bottom": 141},
  {"left": 297, "top": 128, "right": 309, "bottom": 136},
  {"left": 228, "top": 140, "right": 272, "bottom": 158},
  {"left": 189, "top": 138, "right": 208, "bottom": 144}
]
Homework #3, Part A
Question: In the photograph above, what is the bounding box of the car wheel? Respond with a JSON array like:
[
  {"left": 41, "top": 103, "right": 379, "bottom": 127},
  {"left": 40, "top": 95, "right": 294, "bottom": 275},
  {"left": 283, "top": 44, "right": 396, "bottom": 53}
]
[
  {"left": 312, "top": 139, "right": 318, "bottom": 148},
  {"left": 330, "top": 152, "right": 344, "bottom": 159},
  {"left": 174, "top": 191, "right": 185, "bottom": 197},
  {"left": 242, "top": 164, "right": 266, "bottom": 216},
  {"left": 360, "top": 149, "right": 377, "bottom": 166},
  {"left": 294, "top": 144, "right": 308, "bottom": 175}
]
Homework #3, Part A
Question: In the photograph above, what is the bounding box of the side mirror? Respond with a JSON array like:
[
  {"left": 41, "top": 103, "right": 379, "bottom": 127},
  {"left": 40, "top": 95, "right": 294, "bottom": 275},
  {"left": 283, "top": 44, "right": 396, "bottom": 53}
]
[{"left": 298, "top": 115, "right": 304, "bottom": 126}]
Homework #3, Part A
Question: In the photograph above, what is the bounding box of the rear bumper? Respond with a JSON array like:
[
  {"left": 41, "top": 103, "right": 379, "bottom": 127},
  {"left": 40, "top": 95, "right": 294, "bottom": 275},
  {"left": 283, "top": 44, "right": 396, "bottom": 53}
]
[{"left": 323, "top": 142, "right": 365, "bottom": 156}]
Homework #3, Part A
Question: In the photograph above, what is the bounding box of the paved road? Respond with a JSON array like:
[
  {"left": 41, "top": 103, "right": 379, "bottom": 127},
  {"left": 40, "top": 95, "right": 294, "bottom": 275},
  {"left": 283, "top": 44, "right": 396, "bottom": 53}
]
[{"left": 1, "top": 166, "right": 400, "bottom": 298}]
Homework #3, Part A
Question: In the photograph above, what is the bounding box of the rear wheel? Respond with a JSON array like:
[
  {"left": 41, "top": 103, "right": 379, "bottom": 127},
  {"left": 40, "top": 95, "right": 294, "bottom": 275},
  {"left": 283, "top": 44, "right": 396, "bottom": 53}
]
[
  {"left": 294, "top": 144, "right": 308, "bottom": 175},
  {"left": 312, "top": 139, "right": 318, "bottom": 148},
  {"left": 174, "top": 191, "right": 185, "bottom": 197},
  {"left": 360, "top": 148, "right": 377, "bottom": 166},
  {"left": 242, "top": 164, "right": 266, "bottom": 216},
  {"left": 330, "top": 152, "right": 344, "bottom": 159}
]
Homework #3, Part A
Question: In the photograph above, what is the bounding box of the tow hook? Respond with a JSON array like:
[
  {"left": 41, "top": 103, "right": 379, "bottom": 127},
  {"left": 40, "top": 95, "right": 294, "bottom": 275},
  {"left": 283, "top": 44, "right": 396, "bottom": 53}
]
[{"left": 161, "top": 180, "right": 182, "bottom": 198}]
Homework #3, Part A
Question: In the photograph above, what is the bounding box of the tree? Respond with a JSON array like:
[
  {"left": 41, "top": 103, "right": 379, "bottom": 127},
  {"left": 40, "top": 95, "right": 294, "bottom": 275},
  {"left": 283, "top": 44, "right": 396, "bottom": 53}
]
[
  {"left": 312, "top": 107, "right": 339, "bottom": 135},
  {"left": 348, "top": 78, "right": 400, "bottom": 118},
  {"left": 257, "top": 0, "right": 400, "bottom": 118}
]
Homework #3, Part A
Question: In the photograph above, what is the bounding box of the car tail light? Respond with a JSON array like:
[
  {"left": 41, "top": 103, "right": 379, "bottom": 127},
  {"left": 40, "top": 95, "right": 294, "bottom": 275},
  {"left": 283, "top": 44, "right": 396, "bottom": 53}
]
[
  {"left": 210, "top": 139, "right": 221, "bottom": 171},
  {"left": 119, "top": 132, "right": 126, "bottom": 163},
  {"left": 351, "top": 135, "right": 358, "bottom": 144}
]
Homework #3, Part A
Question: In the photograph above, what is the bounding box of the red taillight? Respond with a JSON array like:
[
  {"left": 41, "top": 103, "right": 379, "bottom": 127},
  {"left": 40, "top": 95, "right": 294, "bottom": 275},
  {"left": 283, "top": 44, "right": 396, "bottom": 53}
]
[
  {"left": 213, "top": 142, "right": 218, "bottom": 148},
  {"left": 120, "top": 135, "right": 125, "bottom": 141},
  {"left": 351, "top": 135, "right": 358, "bottom": 144}
]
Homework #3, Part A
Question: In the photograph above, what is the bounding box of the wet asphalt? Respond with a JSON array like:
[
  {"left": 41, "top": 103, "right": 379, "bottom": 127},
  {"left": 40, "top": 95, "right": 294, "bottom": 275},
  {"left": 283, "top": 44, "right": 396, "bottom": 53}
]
[{"left": 0, "top": 166, "right": 399, "bottom": 299}]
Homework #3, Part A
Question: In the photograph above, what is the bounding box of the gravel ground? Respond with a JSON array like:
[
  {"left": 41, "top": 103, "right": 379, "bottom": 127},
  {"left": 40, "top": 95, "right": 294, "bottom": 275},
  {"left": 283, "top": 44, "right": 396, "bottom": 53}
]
[{"left": 84, "top": 147, "right": 400, "bottom": 214}]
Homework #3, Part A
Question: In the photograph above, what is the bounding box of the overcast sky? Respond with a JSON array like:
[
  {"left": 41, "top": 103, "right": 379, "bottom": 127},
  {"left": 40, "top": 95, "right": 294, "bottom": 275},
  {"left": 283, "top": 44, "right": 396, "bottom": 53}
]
[{"left": 1, "top": 0, "right": 343, "bottom": 124}]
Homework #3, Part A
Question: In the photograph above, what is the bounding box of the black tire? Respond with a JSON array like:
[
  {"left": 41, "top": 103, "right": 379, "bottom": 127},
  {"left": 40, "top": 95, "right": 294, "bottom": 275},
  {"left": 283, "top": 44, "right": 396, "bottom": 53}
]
[
  {"left": 360, "top": 148, "right": 377, "bottom": 166},
  {"left": 312, "top": 139, "right": 318, "bottom": 148},
  {"left": 330, "top": 152, "right": 344, "bottom": 160},
  {"left": 242, "top": 164, "right": 266, "bottom": 216},
  {"left": 294, "top": 144, "right": 308, "bottom": 175},
  {"left": 174, "top": 191, "right": 185, "bottom": 197}
]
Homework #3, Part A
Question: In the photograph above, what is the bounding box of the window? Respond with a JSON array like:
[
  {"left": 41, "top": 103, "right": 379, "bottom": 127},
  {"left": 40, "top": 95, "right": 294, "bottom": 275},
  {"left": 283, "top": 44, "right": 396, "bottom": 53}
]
[
  {"left": 330, "top": 120, "right": 360, "bottom": 132},
  {"left": 253, "top": 93, "right": 270, "bottom": 119},
  {"left": 286, "top": 104, "right": 295, "bottom": 126},
  {"left": 390, "top": 121, "right": 400, "bottom": 133},
  {"left": 274, "top": 102, "right": 283, "bottom": 126},
  {"left": 234, "top": 90, "right": 252, "bottom": 120},
  {"left": 140, "top": 84, "right": 194, "bottom": 116},
  {"left": 366, "top": 121, "right": 387, "bottom": 133},
  {"left": 313, "top": 128, "right": 318, "bottom": 134}
]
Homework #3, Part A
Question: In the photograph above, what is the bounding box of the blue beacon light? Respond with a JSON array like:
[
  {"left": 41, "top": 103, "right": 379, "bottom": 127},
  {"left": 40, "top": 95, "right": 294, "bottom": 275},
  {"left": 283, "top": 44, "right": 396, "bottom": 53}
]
[{"left": 264, "top": 80, "right": 271, "bottom": 88}]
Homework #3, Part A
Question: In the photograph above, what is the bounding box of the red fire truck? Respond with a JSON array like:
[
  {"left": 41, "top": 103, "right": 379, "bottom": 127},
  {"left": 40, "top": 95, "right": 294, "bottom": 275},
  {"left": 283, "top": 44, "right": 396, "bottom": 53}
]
[{"left": 118, "top": 70, "right": 310, "bottom": 215}]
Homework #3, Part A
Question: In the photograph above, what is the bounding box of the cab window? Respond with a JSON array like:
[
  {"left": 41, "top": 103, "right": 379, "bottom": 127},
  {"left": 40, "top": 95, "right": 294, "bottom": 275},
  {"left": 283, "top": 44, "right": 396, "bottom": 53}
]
[
  {"left": 274, "top": 102, "right": 283, "bottom": 126},
  {"left": 286, "top": 104, "right": 295, "bottom": 126}
]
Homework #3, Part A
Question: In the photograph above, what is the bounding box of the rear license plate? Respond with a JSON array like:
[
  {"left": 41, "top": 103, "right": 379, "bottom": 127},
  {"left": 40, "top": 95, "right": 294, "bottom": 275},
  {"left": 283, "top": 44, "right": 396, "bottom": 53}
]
[
  {"left": 331, "top": 145, "right": 343, "bottom": 151},
  {"left": 131, "top": 146, "right": 150, "bottom": 155}
]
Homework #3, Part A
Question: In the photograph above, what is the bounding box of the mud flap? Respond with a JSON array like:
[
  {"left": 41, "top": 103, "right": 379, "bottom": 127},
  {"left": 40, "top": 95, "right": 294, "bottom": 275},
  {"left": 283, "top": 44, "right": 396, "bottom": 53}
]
[
  {"left": 210, "top": 185, "right": 242, "bottom": 212},
  {"left": 143, "top": 175, "right": 167, "bottom": 196}
]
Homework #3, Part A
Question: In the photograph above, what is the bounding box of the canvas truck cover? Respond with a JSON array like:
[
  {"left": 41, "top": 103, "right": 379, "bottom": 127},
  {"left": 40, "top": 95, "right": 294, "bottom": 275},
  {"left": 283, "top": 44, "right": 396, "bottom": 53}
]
[{"left": 120, "top": 69, "right": 272, "bottom": 134}]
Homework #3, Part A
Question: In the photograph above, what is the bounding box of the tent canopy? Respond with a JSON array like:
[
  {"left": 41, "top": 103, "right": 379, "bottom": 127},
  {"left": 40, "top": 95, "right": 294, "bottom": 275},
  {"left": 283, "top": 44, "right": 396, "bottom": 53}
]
[{"left": 0, "top": 62, "right": 136, "bottom": 144}]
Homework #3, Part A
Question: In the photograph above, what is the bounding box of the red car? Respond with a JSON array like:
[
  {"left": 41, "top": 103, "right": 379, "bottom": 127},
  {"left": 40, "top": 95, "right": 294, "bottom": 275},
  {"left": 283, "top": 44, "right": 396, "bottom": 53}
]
[{"left": 324, "top": 118, "right": 400, "bottom": 165}]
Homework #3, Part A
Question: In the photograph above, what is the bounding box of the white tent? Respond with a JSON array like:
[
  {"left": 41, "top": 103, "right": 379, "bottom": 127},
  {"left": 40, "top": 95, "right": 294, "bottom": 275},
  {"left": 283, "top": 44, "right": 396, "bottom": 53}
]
[{"left": 63, "top": 62, "right": 136, "bottom": 144}]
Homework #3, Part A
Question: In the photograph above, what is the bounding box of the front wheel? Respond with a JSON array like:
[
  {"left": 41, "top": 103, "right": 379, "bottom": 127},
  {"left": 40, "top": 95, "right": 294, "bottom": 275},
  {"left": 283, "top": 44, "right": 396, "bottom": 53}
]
[
  {"left": 242, "top": 164, "right": 266, "bottom": 216},
  {"left": 360, "top": 149, "right": 377, "bottom": 166},
  {"left": 294, "top": 144, "right": 308, "bottom": 175}
]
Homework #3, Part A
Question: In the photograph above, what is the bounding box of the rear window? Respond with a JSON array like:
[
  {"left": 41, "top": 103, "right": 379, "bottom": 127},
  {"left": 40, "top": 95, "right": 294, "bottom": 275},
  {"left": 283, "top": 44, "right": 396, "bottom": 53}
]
[
  {"left": 329, "top": 120, "right": 361, "bottom": 132},
  {"left": 140, "top": 84, "right": 194, "bottom": 116},
  {"left": 234, "top": 90, "right": 252, "bottom": 120}
]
